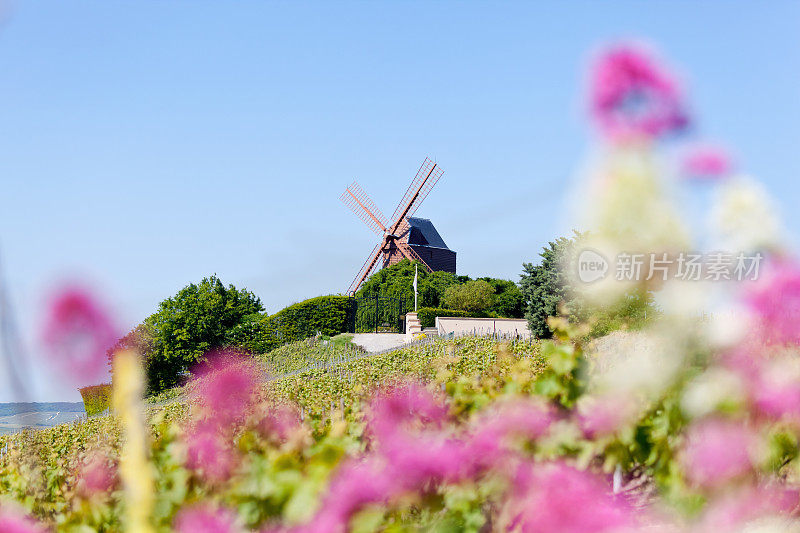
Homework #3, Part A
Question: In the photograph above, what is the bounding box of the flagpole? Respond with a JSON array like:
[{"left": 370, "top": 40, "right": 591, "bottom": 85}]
[{"left": 413, "top": 264, "right": 418, "bottom": 312}]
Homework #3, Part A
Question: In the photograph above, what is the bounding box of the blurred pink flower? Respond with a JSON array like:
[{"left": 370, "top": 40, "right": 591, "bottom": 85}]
[
  {"left": 287, "top": 385, "right": 472, "bottom": 533},
  {"left": 258, "top": 404, "right": 301, "bottom": 444},
  {"left": 681, "top": 418, "right": 755, "bottom": 489},
  {"left": 682, "top": 144, "right": 732, "bottom": 180},
  {"left": 368, "top": 383, "right": 477, "bottom": 485},
  {"left": 301, "top": 458, "right": 391, "bottom": 533},
  {"left": 590, "top": 44, "right": 688, "bottom": 141},
  {"left": 698, "top": 485, "right": 799, "bottom": 532},
  {"left": 192, "top": 352, "right": 260, "bottom": 428},
  {"left": 76, "top": 451, "right": 117, "bottom": 496},
  {"left": 745, "top": 260, "right": 800, "bottom": 345},
  {"left": 182, "top": 355, "right": 262, "bottom": 484},
  {"left": 367, "top": 381, "right": 449, "bottom": 442},
  {"left": 184, "top": 423, "right": 236, "bottom": 483},
  {"left": 386, "top": 434, "right": 474, "bottom": 487},
  {"left": 577, "top": 394, "right": 637, "bottom": 438},
  {"left": 507, "top": 462, "right": 638, "bottom": 532},
  {"left": 470, "top": 399, "right": 555, "bottom": 458},
  {"left": 42, "top": 286, "right": 118, "bottom": 384},
  {"left": 292, "top": 389, "right": 562, "bottom": 533},
  {"left": 0, "top": 508, "right": 46, "bottom": 533},
  {"left": 750, "top": 358, "right": 800, "bottom": 421},
  {"left": 174, "top": 504, "right": 241, "bottom": 533}
]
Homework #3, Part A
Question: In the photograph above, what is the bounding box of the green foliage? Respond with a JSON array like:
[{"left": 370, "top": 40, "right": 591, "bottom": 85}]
[
  {"left": 443, "top": 279, "right": 496, "bottom": 312},
  {"left": 257, "top": 336, "right": 366, "bottom": 376},
  {"left": 519, "top": 235, "right": 578, "bottom": 338},
  {"left": 580, "top": 290, "right": 658, "bottom": 338},
  {"left": 145, "top": 387, "right": 184, "bottom": 405},
  {"left": 263, "top": 295, "right": 353, "bottom": 348},
  {"left": 520, "top": 233, "right": 658, "bottom": 339},
  {"left": 78, "top": 384, "right": 112, "bottom": 416},
  {"left": 124, "top": 285, "right": 355, "bottom": 396},
  {"left": 222, "top": 311, "right": 267, "bottom": 352},
  {"left": 235, "top": 295, "right": 354, "bottom": 354},
  {"left": 106, "top": 322, "right": 155, "bottom": 368},
  {"left": 266, "top": 336, "right": 543, "bottom": 423},
  {"left": 356, "top": 259, "right": 523, "bottom": 318},
  {"left": 0, "top": 322, "right": 773, "bottom": 531},
  {"left": 327, "top": 333, "right": 355, "bottom": 348},
  {"left": 0, "top": 336, "right": 544, "bottom": 532},
  {"left": 477, "top": 277, "right": 525, "bottom": 318},
  {"left": 416, "top": 307, "right": 489, "bottom": 328},
  {"left": 140, "top": 275, "right": 264, "bottom": 393},
  {"left": 356, "top": 259, "right": 461, "bottom": 310}
]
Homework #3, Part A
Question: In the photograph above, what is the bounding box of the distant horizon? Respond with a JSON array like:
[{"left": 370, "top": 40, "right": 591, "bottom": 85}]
[{"left": 0, "top": 401, "right": 84, "bottom": 407}]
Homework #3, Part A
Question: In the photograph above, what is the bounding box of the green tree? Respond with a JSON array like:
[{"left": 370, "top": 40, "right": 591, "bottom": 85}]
[
  {"left": 356, "top": 260, "right": 523, "bottom": 317},
  {"left": 442, "top": 280, "right": 496, "bottom": 312},
  {"left": 355, "top": 259, "right": 460, "bottom": 310},
  {"left": 139, "top": 275, "right": 264, "bottom": 393},
  {"left": 520, "top": 232, "right": 657, "bottom": 338},
  {"left": 476, "top": 277, "right": 525, "bottom": 318},
  {"left": 519, "top": 236, "right": 577, "bottom": 338}
]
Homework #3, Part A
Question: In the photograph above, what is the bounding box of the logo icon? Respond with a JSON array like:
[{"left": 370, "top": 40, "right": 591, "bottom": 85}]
[{"left": 577, "top": 249, "right": 609, "bottom": 283}]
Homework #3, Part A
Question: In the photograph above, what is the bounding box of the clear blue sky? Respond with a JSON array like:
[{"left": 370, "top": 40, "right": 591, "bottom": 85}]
[{"left": 1, "top": 1, "right": 798, "bottom": 401}]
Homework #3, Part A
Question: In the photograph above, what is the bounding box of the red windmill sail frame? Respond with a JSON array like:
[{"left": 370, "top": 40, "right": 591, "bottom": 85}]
[{"left": 340, "top": 157, "right": 444, "bottom": 295}]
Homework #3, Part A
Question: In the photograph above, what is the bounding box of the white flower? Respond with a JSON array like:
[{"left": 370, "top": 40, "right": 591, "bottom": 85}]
[
  {"left": 709, "top": 176, "right": 783, "bottom": 253},
  {"left": 591, "top": 330, "right": 684, "bottom": 400},
  {"left": 738, "top": 516, "right": 800, "bottom": 533},
  {"left": 681, "top": 367, "right": 745, "bottom": 419},
  {"left": 704, "top": 305, "right": 753, "bottom": 350}
]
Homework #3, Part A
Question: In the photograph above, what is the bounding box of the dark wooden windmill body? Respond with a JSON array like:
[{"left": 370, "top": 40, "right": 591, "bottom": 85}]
[{"left": 341, "top": 158, "right": 456, "bottom": 295}]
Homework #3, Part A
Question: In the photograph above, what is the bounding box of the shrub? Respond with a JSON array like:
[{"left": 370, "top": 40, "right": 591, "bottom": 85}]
[
  {"left": 355, "top": 259, "right": 463, "bottom": 310},
  {"left": 416, "top": 307, "right": 489, "bottom": 328},
  {"left": 135, "top": 275, "right": 264, "bottom": 393},
  {"left": 223, "top": 312, "right": 268, "bottom": 353},
  {"left": 356, "top": 260, "right": 523, "bottom": 318},
  {"left": 243, "top": 296, "right": 354, "bottom": 353},
  {"left": 78, "top": 384, "right": 112, "bottom": 416},
  {"left": 265, "top": 295, "right": 353, "bottom": 343},
  {"left": 442, "top": 279, "right": 497, "bottom": 312},
  {"left": 477, "top": 277, "right": 525, "bottom": 318}
]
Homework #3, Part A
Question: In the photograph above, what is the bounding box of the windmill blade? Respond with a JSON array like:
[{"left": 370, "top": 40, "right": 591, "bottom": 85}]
[
  {"left": 348, "top": 239, "right": 386, "bottom": 295},
  {"left": 388, "top": 157, "right": 444, "bottom": 233},
  {"left": 396, "top": 240, "right": 433, "bottom": 272},
  {"left": 340, "top": 181, "right": 389, "bottom": 237}
]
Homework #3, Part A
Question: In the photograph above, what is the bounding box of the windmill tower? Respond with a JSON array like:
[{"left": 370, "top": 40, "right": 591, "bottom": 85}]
[{"left": 340, "top": 157, "right": 456, "bottom": 295}]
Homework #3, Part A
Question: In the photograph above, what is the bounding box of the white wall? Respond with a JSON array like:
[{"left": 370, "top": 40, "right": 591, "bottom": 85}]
[{"left": 435, "top": 317, "right": 531, "bottom": 339}]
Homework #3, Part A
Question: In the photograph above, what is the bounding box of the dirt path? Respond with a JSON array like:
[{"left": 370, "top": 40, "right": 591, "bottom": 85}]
[{"left": 350, "top": 333, "right": 407, "bottom": 353}]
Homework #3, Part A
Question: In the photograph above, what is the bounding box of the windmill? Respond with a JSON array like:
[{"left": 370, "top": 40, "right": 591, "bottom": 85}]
[{"left": 340, "top": 157, "right": 456, "bottom": 295}]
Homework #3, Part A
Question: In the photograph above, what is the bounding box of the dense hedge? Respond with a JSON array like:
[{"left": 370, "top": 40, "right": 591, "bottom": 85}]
[
  {"left": 78, "top": 384, "right": 112, "bottom": 416},
  {"left": 227, "top": 296, "right": 354, "bottom": 354},
  {"left": 355, "top": 259, "right": 524, "bottom": 318},
  {"left": 264, "top": 295, "right": 353, "bottom": 345},
  {"left": 416, "top": 307, "right": 489, "bottom": 328}
]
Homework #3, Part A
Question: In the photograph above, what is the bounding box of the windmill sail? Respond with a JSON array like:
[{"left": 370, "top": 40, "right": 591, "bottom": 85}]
[{"left": 340, "top": 157, "right": 454, "bottom": 295}]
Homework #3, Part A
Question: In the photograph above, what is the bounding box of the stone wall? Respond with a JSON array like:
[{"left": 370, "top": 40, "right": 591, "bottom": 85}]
[{"left": 435, "top": 317, "right": 531, "bottom": 339}]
